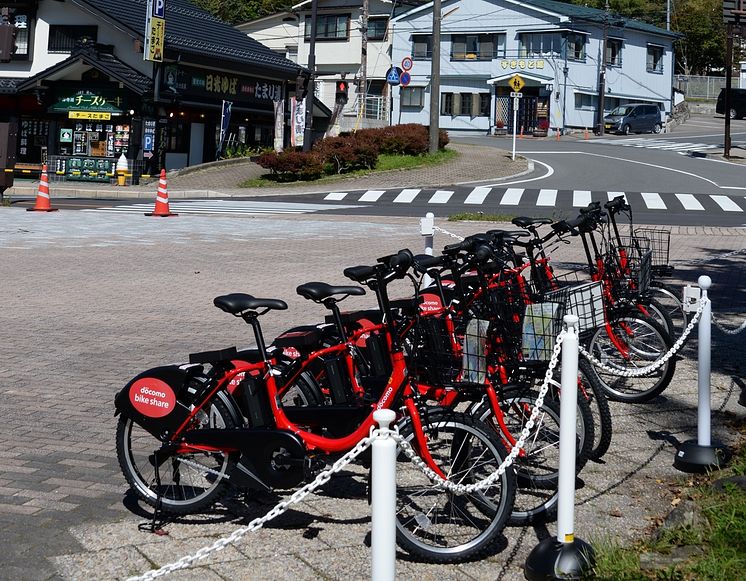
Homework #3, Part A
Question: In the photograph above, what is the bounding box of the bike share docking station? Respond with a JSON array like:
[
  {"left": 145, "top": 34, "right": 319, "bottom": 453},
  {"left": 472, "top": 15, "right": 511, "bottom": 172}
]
[
  {"left": 674, "top": 276, "right": 731, "bottom": 474},
  {"left": 524, "top": 316, "right": 594, "bottom": 581}
]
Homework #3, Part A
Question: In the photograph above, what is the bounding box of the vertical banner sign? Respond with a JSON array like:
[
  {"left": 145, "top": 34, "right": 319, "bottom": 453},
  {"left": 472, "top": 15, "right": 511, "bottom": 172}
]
[
  {"left": 144, "top": 0, "right": 166, "bottom": 62},
  {"left": 217, "top": 100, "right": 232, "bottom": 158},
  {"left": 291, "top": 97, "right": 305, "bottom": 148},
  {"left": 273, "top": 99, "right": 285, "bottom": 152}
]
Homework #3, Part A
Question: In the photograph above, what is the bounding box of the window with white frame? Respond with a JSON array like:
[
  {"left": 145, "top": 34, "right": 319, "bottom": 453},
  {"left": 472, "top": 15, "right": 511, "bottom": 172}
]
[
  {"left": 606, "top": 38, "right": 622, "bottom": 66},
  {"left": 566, "top": 33, "right": 586, "bottom": 61},
  {"left": 367, "top": 17, "right": 387, "bottom": 41},
  {"left": 304, "top": 14, "right": 350, "bottom": 40},
  {"left": 412, "top": 34, "right": 432, "bottom": 59},
  {"left": 450, "top": 34, "right": 504, "bottom": 61},
  {"left": 519, "top": 33, "right": 562, "bottom": 57},
  {"left": 647, "top": 44, "right": 663, "bottom": 73},
  {"left": 401, "top": 86, "right": 424, "bottom": 107}
]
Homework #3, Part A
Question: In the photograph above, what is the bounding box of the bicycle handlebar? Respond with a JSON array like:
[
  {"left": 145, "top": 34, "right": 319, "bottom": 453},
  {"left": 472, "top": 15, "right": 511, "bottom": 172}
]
[{"left": 604, "top": 195, "right": 630, "bottom": 213}]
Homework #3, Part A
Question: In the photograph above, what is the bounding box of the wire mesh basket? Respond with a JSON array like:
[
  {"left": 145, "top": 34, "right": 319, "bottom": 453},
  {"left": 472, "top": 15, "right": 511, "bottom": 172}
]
[
  {"left": 542, "top": 275, "right": 605, "bottom": 333},
  {"left": 521, "top": 301, "right": 564, "bottom": 361},
  {"left": 608, "top": 241, "right": 653, "bottom": 300},
  {"left": 634, "top": 228, "right": 671, "bottom": 268}
]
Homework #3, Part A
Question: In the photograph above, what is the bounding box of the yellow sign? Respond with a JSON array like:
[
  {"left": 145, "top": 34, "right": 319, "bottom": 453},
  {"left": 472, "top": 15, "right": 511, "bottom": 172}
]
[
  {"left": 147, "top": 16, "right": 165, "bottom": 62},
  {"left": 508, "top": 74, "right": 525, "bottom": 92},
  {"left": 69, "top": 111, "right": 112, "bottom": 120}
]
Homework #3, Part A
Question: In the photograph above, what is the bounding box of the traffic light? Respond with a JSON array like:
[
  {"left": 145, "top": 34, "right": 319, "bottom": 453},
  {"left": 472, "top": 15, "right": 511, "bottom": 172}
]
[
  {"left": 296, "top": 73, "right": 309, "bottom": 99},
  {"left": 335, "top": 80, "right": 348, "bottom": 104}
]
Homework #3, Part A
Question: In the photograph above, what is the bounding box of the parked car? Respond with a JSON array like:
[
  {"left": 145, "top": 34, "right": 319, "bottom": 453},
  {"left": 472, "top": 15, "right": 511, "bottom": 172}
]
[
  {"left": 603, "top": 103, "right": 663, "bottom": 135},
  {"left": 715, "top": 88, "right": 746, "bottom": 119}
]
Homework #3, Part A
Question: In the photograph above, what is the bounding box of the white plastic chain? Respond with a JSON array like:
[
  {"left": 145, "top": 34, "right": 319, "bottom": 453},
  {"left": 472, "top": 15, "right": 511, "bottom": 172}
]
[
  {"left": 394, "top": 329, "right": 568, "bottom": 495},
  {"left": 432, "top": 225, "right": 465, "bottom": 241},
  {"left": 712, "top": 315, "right": 746, "bottom": 335},
  {"left": 577, "top": 297, "right": 706, "bottom": 378},
  {"left": 127, "top": 435, "right": 376, "bottom": 581}
]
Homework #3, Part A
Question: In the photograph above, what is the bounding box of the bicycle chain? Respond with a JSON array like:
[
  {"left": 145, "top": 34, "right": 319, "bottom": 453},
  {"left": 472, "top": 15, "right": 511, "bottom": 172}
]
[{"left": 578, "top": 298, "right": 705, "bottom": 378}]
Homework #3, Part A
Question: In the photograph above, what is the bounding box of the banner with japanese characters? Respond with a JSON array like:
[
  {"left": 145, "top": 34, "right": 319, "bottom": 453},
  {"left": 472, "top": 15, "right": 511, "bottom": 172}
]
[{"left": 291, "top": 97, "right": 305, "bottom": 148}]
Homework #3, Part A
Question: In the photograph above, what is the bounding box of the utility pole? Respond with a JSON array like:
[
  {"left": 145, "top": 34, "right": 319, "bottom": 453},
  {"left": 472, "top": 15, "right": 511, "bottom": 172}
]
[
  {"left": 428, "top": 0, "right": 441, "bottom": 154},
  {"left": 303, "top": 0, "right": 318, "bottom": 152},
  {"left": 724, "top": 22, "right": 733, "bottom": 158},
  {"left": 596, "top": 0, "right": 609, "bottom": 136},
  {"left": 666, "top": 0, "right": 670, "bottom": 31},
  {"left": 360, "top": 0, "right": 368, "bottom": 122}
]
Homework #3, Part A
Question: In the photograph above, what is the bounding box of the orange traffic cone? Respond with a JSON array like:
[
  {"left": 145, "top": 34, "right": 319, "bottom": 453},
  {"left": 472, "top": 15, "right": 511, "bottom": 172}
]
[
  {"left": 145, "top": 169, "right": 178, "bottom": 217},
  {"left": 555, "top": 129, "right": 561, "bottom": 141},
  {"left": 584, "top": 127, "right": 589, "bottom": 140},
  {"left": 26, "top": 165, "right": 58, "bottom": 212},
  {"left": 519, "top": 126, "right": 524, "bottom": 139}
]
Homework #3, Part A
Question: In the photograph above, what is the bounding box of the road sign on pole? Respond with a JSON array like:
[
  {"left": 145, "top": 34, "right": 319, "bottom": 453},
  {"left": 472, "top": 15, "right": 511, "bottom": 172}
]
[
  {"left": 508, "top": 74, "right": 525, "bottom": 92},
  {"left": 510, "top": 91, "right": 524, "bottom": 98}
]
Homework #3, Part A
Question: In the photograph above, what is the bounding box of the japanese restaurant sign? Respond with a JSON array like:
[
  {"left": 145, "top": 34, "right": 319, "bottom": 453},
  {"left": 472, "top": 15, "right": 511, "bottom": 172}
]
[{"left": 163, "top": 65, "right": 283, "bottom": 106}]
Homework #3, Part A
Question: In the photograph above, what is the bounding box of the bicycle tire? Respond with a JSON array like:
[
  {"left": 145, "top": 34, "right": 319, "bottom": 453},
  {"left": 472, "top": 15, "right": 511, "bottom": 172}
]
[
  {"left": 578, "top": 359, "right": 613, "bottom": 461},
  {"left": 637, "top": 297, "right": 676, "bottom": 346},
  {"left": 471, "top": 388, "right": 561, "bottom": 526},
  {"left": 544, "top": 379, "right": 594, "bottom": 474},
  {"left": 584, "top": 314, "right": 675, "bottom": 403},
  {"left": 116, "top": 398, "right": 238, "bottom": 514},
  {"left": 395, "top": 409, "right": 516, "bottom": 563},
  {"left": 648, "top": 284, "right": 688, "bottom": 345}
]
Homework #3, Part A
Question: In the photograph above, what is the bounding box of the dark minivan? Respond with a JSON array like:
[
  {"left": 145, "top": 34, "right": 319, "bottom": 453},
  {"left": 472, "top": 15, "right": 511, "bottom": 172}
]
[
  {"left": 604, "top": 103, "right": 662, "bottom": 135},
  {"left": 716, "top": 88, "right": 746, "bottom": 119}
]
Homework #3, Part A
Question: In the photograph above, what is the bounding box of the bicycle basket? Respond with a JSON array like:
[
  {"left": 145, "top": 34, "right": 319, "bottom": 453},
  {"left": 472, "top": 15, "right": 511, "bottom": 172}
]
[
  {"left": 406, "top": 314, "right": 462, "bottom": 385},
  {"left": 543, "top": 279, "right": 604, "bottom": 333},
  {"left": 462, "top": 318, "right": 490, "bottom": 383},
  {"left": 634, "top": 228, "right": 670, "bottom": 268},
  {"left": 521, "top": 301, "right": 564, "bottom": 361}
]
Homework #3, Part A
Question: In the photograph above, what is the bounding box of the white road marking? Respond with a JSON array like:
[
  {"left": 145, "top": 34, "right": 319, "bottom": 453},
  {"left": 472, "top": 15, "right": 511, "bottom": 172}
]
[
  {"left": 428, "top": 190, "right": 454, "bottom": 204},
  {"left": 393, "top": 188, "right": 421, "bottom": 203},
  {"left": 675, "top": 194, "right": 705, "bottom": 211},
  {"left": 607, "top": 192, "right": 628, "bottom": 203},
  {"left": 325, "top": 192, "right": 348, "bottom": 201},
  {"left": 536, "top": 189, "right": 558, "bottom": 206},
  {"left": 572, "top": 190, "right": 592, "bottom": 207},
  {"left": 710, "top": 195, "right": 743, "bottom": 212},
  {"left": 464, "top": 186, "right": 492, "bottom": 205},
  {"left": 641, "top": 192, "right": 667, "bottom": 210},
  {"left": 499, "top": 188, "right": 524, "bottom": 205},
  {"left": 358, "top": 190, "right": 386, "bottom": 202}
]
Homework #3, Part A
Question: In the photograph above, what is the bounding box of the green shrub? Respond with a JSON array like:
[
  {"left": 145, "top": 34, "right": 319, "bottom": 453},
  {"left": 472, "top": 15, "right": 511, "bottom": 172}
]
[
  {"left": 313, "top": 134, "right": 379, "bottom": 174},
  {"left": 256, "top": 150, "right": 323, "bottom": 181}
]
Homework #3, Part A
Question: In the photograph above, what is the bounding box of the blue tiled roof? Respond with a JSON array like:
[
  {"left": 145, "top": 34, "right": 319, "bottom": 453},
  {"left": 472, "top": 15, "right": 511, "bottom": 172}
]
[{"left": 73, "top": 0, "right": 302, "bottom": 76}]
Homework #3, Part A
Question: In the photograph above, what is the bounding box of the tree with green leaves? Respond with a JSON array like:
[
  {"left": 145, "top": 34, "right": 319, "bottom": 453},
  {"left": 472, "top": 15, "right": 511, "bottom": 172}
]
[{"left": 190, "top": 0, "right": 293, "bottom": 24}]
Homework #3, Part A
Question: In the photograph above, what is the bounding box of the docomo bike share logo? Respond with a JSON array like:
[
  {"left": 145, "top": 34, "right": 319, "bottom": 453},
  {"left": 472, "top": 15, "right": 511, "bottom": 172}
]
[{"left": 129, "top": 378, "right": 176, "bottom": 418}]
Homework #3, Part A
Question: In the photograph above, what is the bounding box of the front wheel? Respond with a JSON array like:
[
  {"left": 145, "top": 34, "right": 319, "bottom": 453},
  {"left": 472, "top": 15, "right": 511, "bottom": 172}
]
[
  {"left": 622, "top": 124, "right": 632, "bottom": 135},
  {"left": 584, "top": 315, "right": 675, "bottom": 403},
  {"left": 116, "top": 398, "right": 238, "bottom": 514},
  {"left": 395, "top": 410, "right": 516, "bottom": 563},
  {"left": 729, "top": 107, "right": 738, "bottom": 120},
  {"left": 652, "top": 123, "right": 662, "bottom": 134}
]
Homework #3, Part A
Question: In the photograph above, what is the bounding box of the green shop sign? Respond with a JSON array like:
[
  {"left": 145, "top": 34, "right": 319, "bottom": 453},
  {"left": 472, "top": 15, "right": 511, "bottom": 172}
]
[{"left": 49, "top": 90, "right": 125, "bottom": 113}]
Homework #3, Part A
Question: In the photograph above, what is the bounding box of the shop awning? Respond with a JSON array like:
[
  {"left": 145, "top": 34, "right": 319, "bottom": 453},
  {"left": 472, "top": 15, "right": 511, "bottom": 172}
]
[
  {"left": 488, "top": 72, "right": 554, "bottom": 85},
  {"left": 16, "top": 45, "right": 153, "bottom": 96}
]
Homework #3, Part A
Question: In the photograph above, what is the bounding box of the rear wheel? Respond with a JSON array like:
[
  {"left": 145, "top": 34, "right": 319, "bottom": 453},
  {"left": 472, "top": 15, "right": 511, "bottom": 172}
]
[
  {"left": 395, "top": 410, "right": 515, "bottom": 563},
  {"left": 649, "top": 284, "right": 688, "bottom": 344},
  {"left": 578, "top": 359, "right": 613, "bottom": 461},
  {"left": 623, "top": 124, "right": 632, "bottom": 135},
  {"left": 585, "top": 315, "right": 675, "bottom": 403},
  {"left": 652, "top": 123, "right": 662, "bottom": 134},
  {"left": 116, "top": 398, "right": 238, "bottom": 514},
  {"left": 729, "top": 107, "right": 738, "bottom": 120}
]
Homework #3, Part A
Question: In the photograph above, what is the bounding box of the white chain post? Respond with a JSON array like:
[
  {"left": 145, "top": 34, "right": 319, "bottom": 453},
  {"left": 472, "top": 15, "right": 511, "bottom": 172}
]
[
  {"left": 524, "top": 316, "right": 594, "bottom": 580},
  {"left": 420, "top": 212, "right": 434, "bottom": 288},
  {"left": 674, "top": 275, "right": 731, "bottom": 473},
  {"left": 371, "top": 409, "right": 397, "bottom": 581}
]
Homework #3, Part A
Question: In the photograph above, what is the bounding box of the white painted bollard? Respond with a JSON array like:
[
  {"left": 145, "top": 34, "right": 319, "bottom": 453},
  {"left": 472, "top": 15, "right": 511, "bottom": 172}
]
[
  {"left": 371, "top": 409, "right": 397, "bottom": 581},
  {"left": 420, "top": 212, "right": 435, "bottom": 288},
  {"left": 674, "top": 275, "right": 730, "bottom": 473},
  {"left": 525, "top": 316, "right": 594, "bottom": 580}
]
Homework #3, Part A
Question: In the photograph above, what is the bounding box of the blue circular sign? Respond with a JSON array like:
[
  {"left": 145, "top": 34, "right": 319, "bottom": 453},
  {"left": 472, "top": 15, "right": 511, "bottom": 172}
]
[{"left": 400, "top": 72, "right": 411, "bottom": 87}]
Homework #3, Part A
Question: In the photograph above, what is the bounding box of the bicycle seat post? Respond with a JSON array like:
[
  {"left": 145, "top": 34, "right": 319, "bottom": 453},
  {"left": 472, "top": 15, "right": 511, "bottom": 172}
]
[{"left": 242, "top": 312, "right": 271, "bottom": 364}]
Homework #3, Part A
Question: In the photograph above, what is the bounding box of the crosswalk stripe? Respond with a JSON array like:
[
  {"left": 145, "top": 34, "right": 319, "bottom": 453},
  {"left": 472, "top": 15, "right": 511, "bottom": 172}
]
[
  {"left": 464, "top": 186, "right": 492, "bottom": 205},
  {"left": 607, "top": 191, "right": 628, "bottom": 204},
  {"left": 641, "top": 192, "right": 667, "bottom": 210},
  {"left": 710, "top": 195, "right": 743, "bottom": 212},
  {"left": 499, "top": 188, "right": 524, "bottom": 205},
  {"left": 675, "top": 194, "right": 705, "bottom": 211},
  {"left": 325, "top": 192, "right": 348, "bottom": 201},
  {"left": 359, "top": 190, "right": 385, "bottom": 202},
  {"left": 393, "top": 188, "right": 420, "bottom": 203},
  {"left": 536, "top": 189, "right": 558, "bottom": 206},
  {"left": 573, "top": 190, "right": 592, "bottom": 207},
  {"left": 428, "top": 190, "right": 454, "bottom": 204}
]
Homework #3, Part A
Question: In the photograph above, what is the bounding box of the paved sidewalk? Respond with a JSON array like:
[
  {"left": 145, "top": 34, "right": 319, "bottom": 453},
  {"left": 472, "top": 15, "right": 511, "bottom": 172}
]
[
  {"left": 4, "top": 142, "right": 531, "bottom": 200},
  {"left": 0, "top": 207, "right": 744, "bottom": 580}
]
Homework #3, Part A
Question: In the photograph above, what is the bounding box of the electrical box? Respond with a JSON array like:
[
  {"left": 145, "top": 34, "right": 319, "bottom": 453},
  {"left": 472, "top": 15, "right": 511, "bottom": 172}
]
[{"left": 682, "top": 285, "right": 701, "bottom": 314}]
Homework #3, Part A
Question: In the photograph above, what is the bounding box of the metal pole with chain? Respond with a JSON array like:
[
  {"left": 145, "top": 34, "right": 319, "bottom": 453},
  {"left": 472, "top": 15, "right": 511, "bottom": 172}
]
[
  {"left": 420, "top": 212, "right": 435, "bottom": 287},
  {"left": 674, "top": 275, "right": 731, "bottom": 473},
  {"left": 371, "top": 409, "right": 396, "bottom": 581},
  {"left": 525, "top": 316, "right": 594, "bottom": 580}
]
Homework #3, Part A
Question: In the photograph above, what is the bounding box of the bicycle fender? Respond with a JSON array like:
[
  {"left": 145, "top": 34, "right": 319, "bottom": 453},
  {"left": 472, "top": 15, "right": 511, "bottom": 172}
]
[{"left": 114, "top": 365, "right": 195, "bottom": 440}]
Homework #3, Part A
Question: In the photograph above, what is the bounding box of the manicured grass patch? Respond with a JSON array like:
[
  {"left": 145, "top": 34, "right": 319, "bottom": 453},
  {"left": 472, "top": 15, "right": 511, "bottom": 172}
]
[
  {"left": 239, "top": 149, "right": 458, "bottom": 187},
  {"left": 448, "top": 211, "right": 515, "bottom": 222}
]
